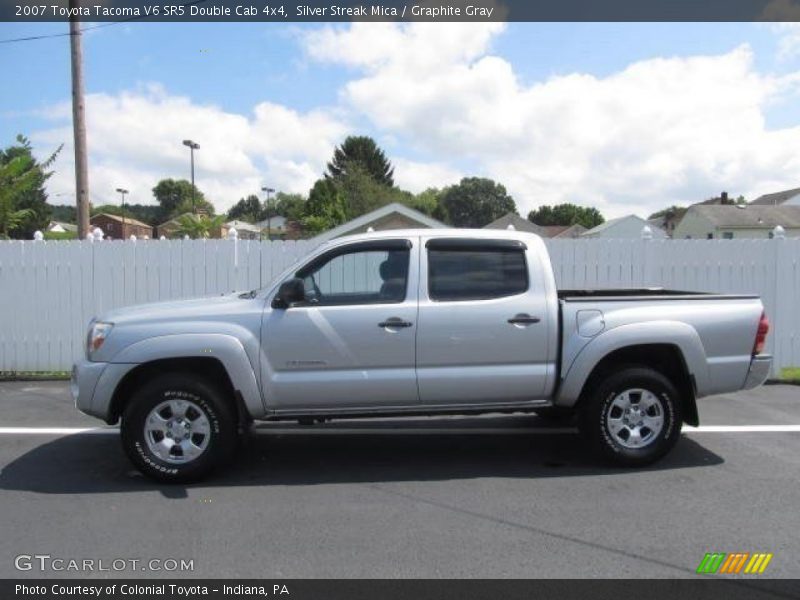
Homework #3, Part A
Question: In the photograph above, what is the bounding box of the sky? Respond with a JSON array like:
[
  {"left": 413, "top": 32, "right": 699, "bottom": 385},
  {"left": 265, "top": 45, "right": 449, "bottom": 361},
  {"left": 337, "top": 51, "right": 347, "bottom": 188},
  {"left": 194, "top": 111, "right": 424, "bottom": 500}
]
[{"left": 2, "top": 21, "right": 800, "bottom": 219}]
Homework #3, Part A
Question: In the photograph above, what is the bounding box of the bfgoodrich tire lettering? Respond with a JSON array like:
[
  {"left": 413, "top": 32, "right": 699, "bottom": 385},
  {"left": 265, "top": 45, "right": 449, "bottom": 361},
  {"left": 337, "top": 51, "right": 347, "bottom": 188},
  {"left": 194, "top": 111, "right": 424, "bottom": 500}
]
[
  {"left": 121, "top": 373, "right": 238, "bottom": 482},
  {"left": 578, "top": 366, "right": 682, "bottom": 467}
]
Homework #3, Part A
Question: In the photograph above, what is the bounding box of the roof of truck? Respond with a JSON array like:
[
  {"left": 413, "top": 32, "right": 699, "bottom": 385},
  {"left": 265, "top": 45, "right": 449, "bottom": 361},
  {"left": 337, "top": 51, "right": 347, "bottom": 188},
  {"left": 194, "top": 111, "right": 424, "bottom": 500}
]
[{"left": 326, "top": 227, "right": 544, "bottom": 247}]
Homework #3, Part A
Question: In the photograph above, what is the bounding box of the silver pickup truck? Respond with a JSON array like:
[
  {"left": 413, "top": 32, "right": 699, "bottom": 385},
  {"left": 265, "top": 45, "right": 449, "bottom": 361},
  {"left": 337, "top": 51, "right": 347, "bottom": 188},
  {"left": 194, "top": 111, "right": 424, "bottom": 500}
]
[{"left": 72, "top": 229, "right": 772, "bottom": 481}]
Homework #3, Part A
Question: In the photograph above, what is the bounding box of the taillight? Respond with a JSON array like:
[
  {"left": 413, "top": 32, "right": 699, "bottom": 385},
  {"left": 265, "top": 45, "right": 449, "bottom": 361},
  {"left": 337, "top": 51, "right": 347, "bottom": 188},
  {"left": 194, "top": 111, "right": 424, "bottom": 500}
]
[{"left": 753, "top": 311, "right": 769, "bottom": 355}]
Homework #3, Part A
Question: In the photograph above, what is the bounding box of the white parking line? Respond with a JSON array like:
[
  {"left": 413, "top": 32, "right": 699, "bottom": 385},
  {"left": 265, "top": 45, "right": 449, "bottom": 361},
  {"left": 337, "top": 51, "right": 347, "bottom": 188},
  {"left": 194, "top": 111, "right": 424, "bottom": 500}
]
[
  {"left": 683, "top": 424, "right": 800, "bottom": 433},
  {"left": 1, "top": 425, "right": 800, "bottom": 436},
  {"left": 0, "top": 427, "right": 114, "bottom": 435}
]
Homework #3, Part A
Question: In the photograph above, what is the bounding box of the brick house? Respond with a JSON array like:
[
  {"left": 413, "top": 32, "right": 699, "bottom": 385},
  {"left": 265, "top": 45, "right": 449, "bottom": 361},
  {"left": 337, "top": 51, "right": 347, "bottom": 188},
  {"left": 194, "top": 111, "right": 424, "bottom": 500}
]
[{"left": 90, "top": 213, "right": 153, "bottom": 240}]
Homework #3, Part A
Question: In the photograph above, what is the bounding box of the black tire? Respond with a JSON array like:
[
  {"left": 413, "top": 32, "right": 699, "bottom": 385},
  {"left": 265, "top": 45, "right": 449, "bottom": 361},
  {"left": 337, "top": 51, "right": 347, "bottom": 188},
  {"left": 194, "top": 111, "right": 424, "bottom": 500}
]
[
  {"left": 121, "top": 372, "right": 238, "bottom": 482},
  {"left": 578, "top": 366, "right": 682, "bottom": 467}
]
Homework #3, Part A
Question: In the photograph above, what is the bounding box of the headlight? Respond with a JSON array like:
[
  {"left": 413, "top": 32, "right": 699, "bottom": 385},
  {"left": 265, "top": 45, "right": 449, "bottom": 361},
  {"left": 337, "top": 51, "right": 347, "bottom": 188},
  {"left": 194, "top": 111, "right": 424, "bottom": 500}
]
[{"left": 87, "top": 321, "right": 113, "bottom": 357}]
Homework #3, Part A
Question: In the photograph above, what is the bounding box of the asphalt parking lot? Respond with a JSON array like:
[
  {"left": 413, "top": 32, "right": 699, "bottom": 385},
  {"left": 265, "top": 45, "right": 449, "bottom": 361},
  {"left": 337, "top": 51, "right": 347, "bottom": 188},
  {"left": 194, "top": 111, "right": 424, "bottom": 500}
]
[{"left": 0, "top": 380, "right": 799, "bottom": 580}]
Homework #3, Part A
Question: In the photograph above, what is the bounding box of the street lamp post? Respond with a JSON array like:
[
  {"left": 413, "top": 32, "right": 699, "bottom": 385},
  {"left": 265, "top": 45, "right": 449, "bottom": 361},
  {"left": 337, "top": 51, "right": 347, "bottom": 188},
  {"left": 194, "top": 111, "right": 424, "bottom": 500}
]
[
  {"left": 261, "top": 186, "right": 275, "bottom": 240},
  {"left": 182, "top": 140, "right": 200, "bottom": 214},
  {"left": 116, "top": 188, "right": 129, "bottom": 238}
]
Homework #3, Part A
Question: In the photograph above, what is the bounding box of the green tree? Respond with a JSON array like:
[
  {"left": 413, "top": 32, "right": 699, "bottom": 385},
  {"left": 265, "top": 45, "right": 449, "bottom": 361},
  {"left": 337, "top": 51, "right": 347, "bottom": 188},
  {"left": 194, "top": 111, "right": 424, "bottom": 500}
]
[
  {"left": 152, "top": 179, "right": 211, "bottom": 221},
  {"left": 175, "top": 213, "right": 226, "bottom": 239},
  {"left": 0, "top": 135, "right": 61, "bottom": 239},
  {"left": 227, "top": 194, "right": 263, "bottom": 222},
  {"left": 273, "top": 192, "right": 306, "bottom": 222},
  {"left": 302, "top": 178, "right": 347, "bottom": 233},
  {"left": 173, "top": 197, "right": 216, "bottom": 218},
  {"left": 528, "top": 203, "right": 605, "bottom": 229},
  {"left": 439, "top": 177, "right": 517, "bottom": 228},
  {"left": 326, "top": 136, "right": 394, "bottom": 186},
  {"left": 336, "top": 162, "right": 402, "bottom": 218},
  {"left": 403, "top": 187, "right": 446, "bottom": 220},
  {"left": 49, "top": 204, "right": 77, "bottom": 223},
  {"left": 647, "top": 205, "right": 687, "bottom": 221}
]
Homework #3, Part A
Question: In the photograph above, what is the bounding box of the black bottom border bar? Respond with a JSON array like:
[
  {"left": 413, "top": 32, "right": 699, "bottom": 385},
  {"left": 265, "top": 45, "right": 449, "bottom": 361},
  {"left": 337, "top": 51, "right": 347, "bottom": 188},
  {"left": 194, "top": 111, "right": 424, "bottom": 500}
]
[{"left": 3, "top": 579, "right": 800, "bottom": 600}]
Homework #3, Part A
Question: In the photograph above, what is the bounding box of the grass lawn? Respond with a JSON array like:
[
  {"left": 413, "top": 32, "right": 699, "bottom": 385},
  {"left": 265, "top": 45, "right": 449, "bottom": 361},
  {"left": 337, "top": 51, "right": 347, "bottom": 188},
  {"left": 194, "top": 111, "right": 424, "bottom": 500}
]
[
  {"left": 781, "top": 368, "right": 800, "bottom": 381},
  {"left": 0, "top": 371, "right": 70, "bottom": 381}
]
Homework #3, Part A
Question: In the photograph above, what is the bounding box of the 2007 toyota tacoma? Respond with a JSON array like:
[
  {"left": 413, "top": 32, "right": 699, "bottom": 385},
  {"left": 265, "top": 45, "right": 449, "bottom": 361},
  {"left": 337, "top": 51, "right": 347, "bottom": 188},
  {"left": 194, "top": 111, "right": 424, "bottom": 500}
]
[{"left": 72, "top": 229, "right": 772, "bottom": 481}]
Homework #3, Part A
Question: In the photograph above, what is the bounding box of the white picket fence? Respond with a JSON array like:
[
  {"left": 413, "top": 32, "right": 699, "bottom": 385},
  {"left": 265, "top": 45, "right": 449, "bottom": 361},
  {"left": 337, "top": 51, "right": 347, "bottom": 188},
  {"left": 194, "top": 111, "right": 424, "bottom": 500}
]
[{"left": 0, "top": 236, "right": 797, "bottom": 375}]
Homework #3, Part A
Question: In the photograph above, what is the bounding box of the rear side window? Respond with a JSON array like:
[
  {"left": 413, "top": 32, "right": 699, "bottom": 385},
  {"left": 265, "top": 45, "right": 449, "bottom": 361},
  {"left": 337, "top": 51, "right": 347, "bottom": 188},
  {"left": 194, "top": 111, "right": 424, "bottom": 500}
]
[{"left": 428, "top": 245, "right": 529, "bottom": 301}]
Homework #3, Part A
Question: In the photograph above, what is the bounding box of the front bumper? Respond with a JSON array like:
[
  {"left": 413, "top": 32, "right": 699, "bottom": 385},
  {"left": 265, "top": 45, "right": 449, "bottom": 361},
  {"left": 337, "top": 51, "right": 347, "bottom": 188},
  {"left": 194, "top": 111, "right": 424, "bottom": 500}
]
[{"left": 742, "top": 354, "right": 773, "bottom": 390}]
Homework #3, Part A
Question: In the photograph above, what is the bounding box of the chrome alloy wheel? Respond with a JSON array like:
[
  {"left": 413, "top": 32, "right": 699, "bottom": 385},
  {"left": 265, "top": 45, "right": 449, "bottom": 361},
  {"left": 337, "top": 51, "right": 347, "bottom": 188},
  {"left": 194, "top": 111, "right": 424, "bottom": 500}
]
[
  {"left": 606, "top": 388, "right": 664, "bottom": 449},
  {"left": 144, "top": 399, "right": 211, "bottom": 464}
]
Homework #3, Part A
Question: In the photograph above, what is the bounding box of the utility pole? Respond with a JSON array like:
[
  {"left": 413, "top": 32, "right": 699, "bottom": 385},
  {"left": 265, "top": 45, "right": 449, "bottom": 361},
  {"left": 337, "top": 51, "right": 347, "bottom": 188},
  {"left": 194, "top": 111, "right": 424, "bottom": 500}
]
[
  {"left": 116, "top": 188, "right": 128, "bottom": 236},
  {"left": 69, "top": 0, "right": 90, "bottom": 238}
]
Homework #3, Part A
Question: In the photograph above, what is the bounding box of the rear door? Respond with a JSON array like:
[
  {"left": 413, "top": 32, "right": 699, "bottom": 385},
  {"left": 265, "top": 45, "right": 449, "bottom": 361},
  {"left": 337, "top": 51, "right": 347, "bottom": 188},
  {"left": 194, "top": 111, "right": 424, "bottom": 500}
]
[{"left": 416, "top": 237, "right": 551, "bottom": 405}]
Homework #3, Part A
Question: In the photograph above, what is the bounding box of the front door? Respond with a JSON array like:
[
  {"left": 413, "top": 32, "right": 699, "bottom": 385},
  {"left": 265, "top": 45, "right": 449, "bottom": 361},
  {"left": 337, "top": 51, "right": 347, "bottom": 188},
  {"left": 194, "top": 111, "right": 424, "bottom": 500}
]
[{"left": 262, "top": 238, "right": 420, "bottom": 410}]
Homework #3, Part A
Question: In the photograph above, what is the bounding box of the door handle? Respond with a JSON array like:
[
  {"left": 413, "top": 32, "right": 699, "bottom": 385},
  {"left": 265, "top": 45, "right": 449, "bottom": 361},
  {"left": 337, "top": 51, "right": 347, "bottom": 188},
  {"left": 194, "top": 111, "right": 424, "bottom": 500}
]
[
  {"left": 507, "top": 314, "right": 541, "bottom": 325},
  {"left": 378, "top": 318, "right": 413, "bottom": 329}
]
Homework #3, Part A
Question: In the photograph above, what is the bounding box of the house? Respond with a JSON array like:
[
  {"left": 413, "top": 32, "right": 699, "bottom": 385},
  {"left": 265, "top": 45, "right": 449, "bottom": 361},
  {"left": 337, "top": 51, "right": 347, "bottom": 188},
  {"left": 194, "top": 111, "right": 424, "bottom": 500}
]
[
  {"left": 484, "top": 213, "right": 544, "bottom": 234},
  {"left": 307, "top": 202, "right": 448, "bottom": 245},
  {"left": 673, "top": 205, "right": 800, "bottom": 239},
  {"left": 483, "top": 213, "right": 586, "bottom": 238},
  {"left": 222, "top": 220, "right": 262, "bottom": 240},
  {"left": 749, "top": 187, "right": 800, "bottom": 206},
  {"left": 254, "top": 215, "right": 287, "bottom": 239},
  {"left": 156, "top": 215, "right": 186, "bottom": 239},
  {"left": 647, "top": 209, "right": 685, "bottom": 238},
  {"left": 581, "top": 215, "right": 667, "bottom": 239},
  {"left": 540, "top": 224, "right": 587, "bottom": 238},
  {"left": 46, "top": 221, "right": 77, "bottom": 233},
  {"left": 90, "top": 213, "right": 153, "bottom": 240}
]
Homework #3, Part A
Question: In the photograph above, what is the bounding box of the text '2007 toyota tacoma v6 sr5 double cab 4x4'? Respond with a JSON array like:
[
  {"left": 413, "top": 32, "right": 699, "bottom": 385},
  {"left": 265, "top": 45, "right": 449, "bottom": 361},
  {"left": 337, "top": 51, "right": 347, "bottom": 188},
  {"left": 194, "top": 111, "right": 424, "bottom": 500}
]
[{"left": 72, "top": 229, "right": 772, "bottom": 481}]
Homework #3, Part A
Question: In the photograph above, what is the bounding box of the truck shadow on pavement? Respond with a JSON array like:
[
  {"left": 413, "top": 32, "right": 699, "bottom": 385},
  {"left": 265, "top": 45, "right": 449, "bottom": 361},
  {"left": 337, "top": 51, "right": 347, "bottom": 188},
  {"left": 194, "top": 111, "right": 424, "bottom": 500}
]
[{"left": 0, "top": 417, "right": 723, "bottom": 497}]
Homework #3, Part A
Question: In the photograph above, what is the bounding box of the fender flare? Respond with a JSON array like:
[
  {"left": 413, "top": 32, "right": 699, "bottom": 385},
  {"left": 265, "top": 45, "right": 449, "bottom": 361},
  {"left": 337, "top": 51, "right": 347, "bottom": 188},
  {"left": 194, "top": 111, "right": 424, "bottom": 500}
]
[
  {"left": 555, "top": 320, "right": 709, "bottom": 406},
  {"left": 111, "top": 333, "right": 265, "bottom": 418}
]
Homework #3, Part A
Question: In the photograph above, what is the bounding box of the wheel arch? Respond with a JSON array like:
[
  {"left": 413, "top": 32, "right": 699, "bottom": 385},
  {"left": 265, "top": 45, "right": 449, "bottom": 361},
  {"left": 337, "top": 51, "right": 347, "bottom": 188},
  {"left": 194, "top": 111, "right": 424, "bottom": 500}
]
[
  {"left": 559, "top": 337, "right": 701, "bottom": 426},
  {"left": 104, "top": 333, "right": 265, "bottom": 425},
  {"left": 108, "top": 356, "right": 249, "bottom": 426}
]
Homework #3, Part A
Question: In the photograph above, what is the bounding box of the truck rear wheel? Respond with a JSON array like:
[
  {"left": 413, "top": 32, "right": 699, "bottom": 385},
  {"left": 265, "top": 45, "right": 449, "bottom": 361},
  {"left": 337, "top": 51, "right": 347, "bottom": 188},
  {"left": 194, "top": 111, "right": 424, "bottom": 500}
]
[
  {"left": 578, "top": 366, "right": 682, "bottom": 467},
  {"left": 121, "top": 373, "right": 238, "bottom": 482}
]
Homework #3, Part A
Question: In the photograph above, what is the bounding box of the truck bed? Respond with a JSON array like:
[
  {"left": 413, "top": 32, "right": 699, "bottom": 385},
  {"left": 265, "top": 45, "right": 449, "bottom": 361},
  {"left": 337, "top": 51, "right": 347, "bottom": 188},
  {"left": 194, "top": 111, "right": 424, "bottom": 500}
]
[
  {"left": 558, "top": 288, "right": 758, "bottom": 301},
  {"left": 556, "top": 287, "right": 765, "bottom": 401}
]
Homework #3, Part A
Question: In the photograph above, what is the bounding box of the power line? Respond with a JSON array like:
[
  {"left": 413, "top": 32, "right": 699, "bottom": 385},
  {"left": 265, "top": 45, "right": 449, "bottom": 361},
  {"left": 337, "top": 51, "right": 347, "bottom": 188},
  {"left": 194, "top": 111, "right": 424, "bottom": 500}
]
[{"left": 0, "top": 0, "right": 209, "bottom": 45}]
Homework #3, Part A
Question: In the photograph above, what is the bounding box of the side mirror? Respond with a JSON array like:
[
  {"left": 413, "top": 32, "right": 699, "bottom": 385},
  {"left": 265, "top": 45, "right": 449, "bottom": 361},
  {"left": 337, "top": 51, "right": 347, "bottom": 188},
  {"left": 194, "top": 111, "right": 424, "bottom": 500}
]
[{"left": 272, "top": 277, "right": 305, "bottom": 309}]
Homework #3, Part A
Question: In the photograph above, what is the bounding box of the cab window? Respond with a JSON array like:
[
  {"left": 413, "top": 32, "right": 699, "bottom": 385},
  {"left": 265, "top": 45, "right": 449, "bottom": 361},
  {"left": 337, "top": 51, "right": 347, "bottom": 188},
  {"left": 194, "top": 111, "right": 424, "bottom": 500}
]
[
  {"left": 296, "top": 242, "right": 410, "bottom": 306},
  {"left": 427, "top": 240, "right": 528, "bottom": 301}
]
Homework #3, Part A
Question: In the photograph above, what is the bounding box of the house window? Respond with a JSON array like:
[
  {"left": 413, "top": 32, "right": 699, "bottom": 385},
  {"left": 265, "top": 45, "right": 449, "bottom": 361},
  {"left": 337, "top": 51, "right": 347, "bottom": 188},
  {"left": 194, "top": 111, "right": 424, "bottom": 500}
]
[{"left": 723, "top": 232, "right": 734, "bottom": 240}]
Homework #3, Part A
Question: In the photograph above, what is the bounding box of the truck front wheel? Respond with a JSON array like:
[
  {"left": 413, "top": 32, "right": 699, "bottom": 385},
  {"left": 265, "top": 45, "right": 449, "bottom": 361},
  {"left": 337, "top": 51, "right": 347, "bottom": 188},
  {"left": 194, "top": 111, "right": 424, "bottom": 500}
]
[
  {"left": 578, "top": 366, "right": 682, "bottom": 467},
  {"left": 121, "top": 373, "right": 238, "bottom": 482}
]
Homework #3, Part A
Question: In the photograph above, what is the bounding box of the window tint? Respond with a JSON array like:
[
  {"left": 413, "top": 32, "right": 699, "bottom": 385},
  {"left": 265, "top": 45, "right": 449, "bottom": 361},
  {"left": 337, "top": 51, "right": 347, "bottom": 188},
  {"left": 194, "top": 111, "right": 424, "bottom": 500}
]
[
  {"left": 428, "top": 248, "right": 528, "bottom": 301},
  {"left": 299, "top": 248, "right": 409, "bottom": 305}
]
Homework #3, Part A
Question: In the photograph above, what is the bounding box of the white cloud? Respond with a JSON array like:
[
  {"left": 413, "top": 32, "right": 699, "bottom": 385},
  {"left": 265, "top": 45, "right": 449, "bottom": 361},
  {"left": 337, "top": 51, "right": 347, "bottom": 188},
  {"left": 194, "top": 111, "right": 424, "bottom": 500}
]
[
  {"left": 302, "top": 23, "right": 800, "bottom": 218},
  {"left": 392, "top": 158, "right": 462, "bottom": 193},
  {"left": 34, "top": 85, "right": 348, "bottom": 212}
]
